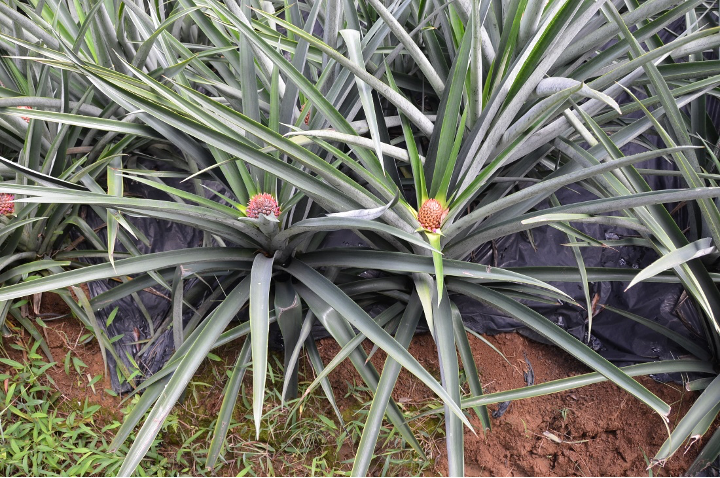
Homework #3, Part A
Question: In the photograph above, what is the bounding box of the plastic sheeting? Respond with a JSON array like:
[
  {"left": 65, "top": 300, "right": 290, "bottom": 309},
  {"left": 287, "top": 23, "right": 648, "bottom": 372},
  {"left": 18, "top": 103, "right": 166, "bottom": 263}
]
[
  {"left": 454, "top": 221, "right": 706, "bottom": 365},
  {"left": 78, "top": 164, "right": 216, "bottom": 392},
  {"left": 79, "top": 147, "right": 712, "bottom": 394},
  {"left": 78, "top": 13, "right": 719, "bottom": 390},
  {"left": 323, "top": 190, "right": 706, "bottom": 366},
  {"left": 455, "top": 143, "right": 707, "bottom": 365}
]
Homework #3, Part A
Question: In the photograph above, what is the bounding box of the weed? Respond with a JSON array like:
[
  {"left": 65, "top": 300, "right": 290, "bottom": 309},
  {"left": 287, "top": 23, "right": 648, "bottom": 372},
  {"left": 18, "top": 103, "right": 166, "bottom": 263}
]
[
  {"left": 1, "top": 329, "right": 439, "bottom": 476},
  {"left": 520, "top": 418, "right": 530, "bottom": 438},
  {"left": 640, "top": 446, "right": 654, "bottom": 478},
  {"left": 0, "top": 338, "right": 175, "bottom": 476}
]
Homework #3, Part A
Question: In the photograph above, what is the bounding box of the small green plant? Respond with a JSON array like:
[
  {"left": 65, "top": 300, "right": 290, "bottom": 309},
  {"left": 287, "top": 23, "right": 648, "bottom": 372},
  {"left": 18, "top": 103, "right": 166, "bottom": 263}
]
[
  {"left": 520, "top": 418, "right": 530, "bottom": 438},
  {"left": 1, "top": 335, "right": 436, "bottom": 476},
  {"left": 0, "top": 339, "right": 122, "bottom": 476},
  {"left": 0, "top": 336, "right": 212, "bottom": 476},
  {"left": 640, "top": 446, "right": 654, "bottom": 478}
]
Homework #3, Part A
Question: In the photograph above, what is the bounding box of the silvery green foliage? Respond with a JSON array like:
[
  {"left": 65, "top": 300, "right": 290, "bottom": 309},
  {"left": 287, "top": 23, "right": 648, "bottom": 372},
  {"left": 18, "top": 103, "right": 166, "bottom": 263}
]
[{"left": 0, "top": 0, "right": 719, "bottom": 474}]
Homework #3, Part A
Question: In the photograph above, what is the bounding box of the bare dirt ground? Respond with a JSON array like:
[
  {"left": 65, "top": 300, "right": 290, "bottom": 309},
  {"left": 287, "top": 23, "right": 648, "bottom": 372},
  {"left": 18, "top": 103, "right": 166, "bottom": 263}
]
[
  {"left": 317, "top": 332, "right": 708, "bottom": 476},
  {"left": 2, "top": 291, "right": 712, "bottom": 476}
]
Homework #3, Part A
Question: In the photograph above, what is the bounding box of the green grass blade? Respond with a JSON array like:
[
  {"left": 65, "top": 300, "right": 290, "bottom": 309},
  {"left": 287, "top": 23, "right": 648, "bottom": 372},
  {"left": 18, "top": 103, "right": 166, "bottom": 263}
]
[
  {"left": 295, "top": 283, "right": 423, "bottom": 455},
  {"left": 0, "top": 154, "right": 86, "bottom": 190},
  {"left": 434, "top": 286, "right": 464, "bottom": 476},
  {"left": 654, "top": 374, "right": 720, "bottom": 465},
  {"left": 550, "top": 194, "right": 593, "bottom": 339},
  {"left": 274, "top": 280, "right": 303, "bottom": 403},
  {"left": 297, "top": 303, "right": 403, "bottom": 402},
  {"left": 451, "top": 301, "right": 490, "bottom": 430},
  {"left": 281, "top": 310, "right": 315, "bottom": 402},
  {"left": 70, "top": 286, "right": 107, "bottom": 374},
  {"left": 627, "top": 238, "right": 716, "bottom": 291},
  {"left": 413, "top": 273, "right": 435, "bottom": 340},
  {"left": 428, "top": 27, "right": 472, "bottom": 201},
  {"left": 413, "top": 360, "right": 712, "bottom": 418},
  {"left": 299, "top": 249, "right": 570, "bottom": 299},
  {"left": 171, "top": 266, "right": 184, "bottom": 351},
  {"left": 428, "top": 233, "right": 444, "bottom": 301},
  {"left": 0, "top": 106, "right": 162, "bottom": 138},
  {"left": 339, "top": 29, "right": 385, "bottom": 177},
  {"left": 107, "top": 377, "right": 170, "bottom": 452},
  {"left": 686, "top": 422, "right": 720, "bottom": 476},
  {"left": 273, "top": 216, "right": 436, "bottom": 253},
  {"left": 0, "top": 247, "right": 254, "bottom": 302}
]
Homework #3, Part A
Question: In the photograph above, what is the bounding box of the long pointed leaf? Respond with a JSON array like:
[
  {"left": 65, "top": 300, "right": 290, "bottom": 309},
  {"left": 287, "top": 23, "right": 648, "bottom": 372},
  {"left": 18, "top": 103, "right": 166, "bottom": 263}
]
[
  {"left": 249, "top": 253, "right": 274, "bottom": 439},
  {"left": 118, "top": 277, "right": 251, "bottom": 476}
]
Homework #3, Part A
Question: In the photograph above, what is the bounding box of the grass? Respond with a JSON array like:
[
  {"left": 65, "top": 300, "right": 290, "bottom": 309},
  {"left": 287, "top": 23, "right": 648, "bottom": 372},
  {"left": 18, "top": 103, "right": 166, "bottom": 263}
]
[
  {"left": 148, "top": 351, "right": 440, "bottom": 476},
  {"left": 0, "top": 326, "right": 439, "bottom": 477},
  {"left": 0, "top": 298, "right": 712, "bottom": 476},
  {"left": 0, "top": 333, "right": 187, "bottom": 476}
]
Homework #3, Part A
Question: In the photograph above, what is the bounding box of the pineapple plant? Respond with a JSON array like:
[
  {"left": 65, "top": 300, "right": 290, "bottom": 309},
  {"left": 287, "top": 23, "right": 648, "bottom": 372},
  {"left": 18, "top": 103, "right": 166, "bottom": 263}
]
[{"left": 0, "top": 0, "right": 719, "bottom": 475}]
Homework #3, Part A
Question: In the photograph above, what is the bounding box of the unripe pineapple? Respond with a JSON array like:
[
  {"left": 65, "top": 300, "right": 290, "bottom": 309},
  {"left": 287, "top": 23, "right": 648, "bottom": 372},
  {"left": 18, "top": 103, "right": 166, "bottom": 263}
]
[
  {"left": 17, "top": 105, "right": 32, "bottom": 122},
  {"left": 0, "top": 80, "right": 34, "bottom": 122},
  {"left": 0, "top": 193, "right": 14, "bottom": 216},
  {"left": 418, "top": 199, "right": 447, "bottom": 233},
  {"left": 246, "top": 193, "right": 280, "bottom": 218}
]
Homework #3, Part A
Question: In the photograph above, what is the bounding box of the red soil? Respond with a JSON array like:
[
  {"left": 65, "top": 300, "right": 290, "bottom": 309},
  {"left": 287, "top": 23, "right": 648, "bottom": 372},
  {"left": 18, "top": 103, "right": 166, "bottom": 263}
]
[
  {"left": 318, "top": 332, "right": 709, "bottom": 476},
  {"left": 1, "top": 291, "right": 712, "bottom": 476}
]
